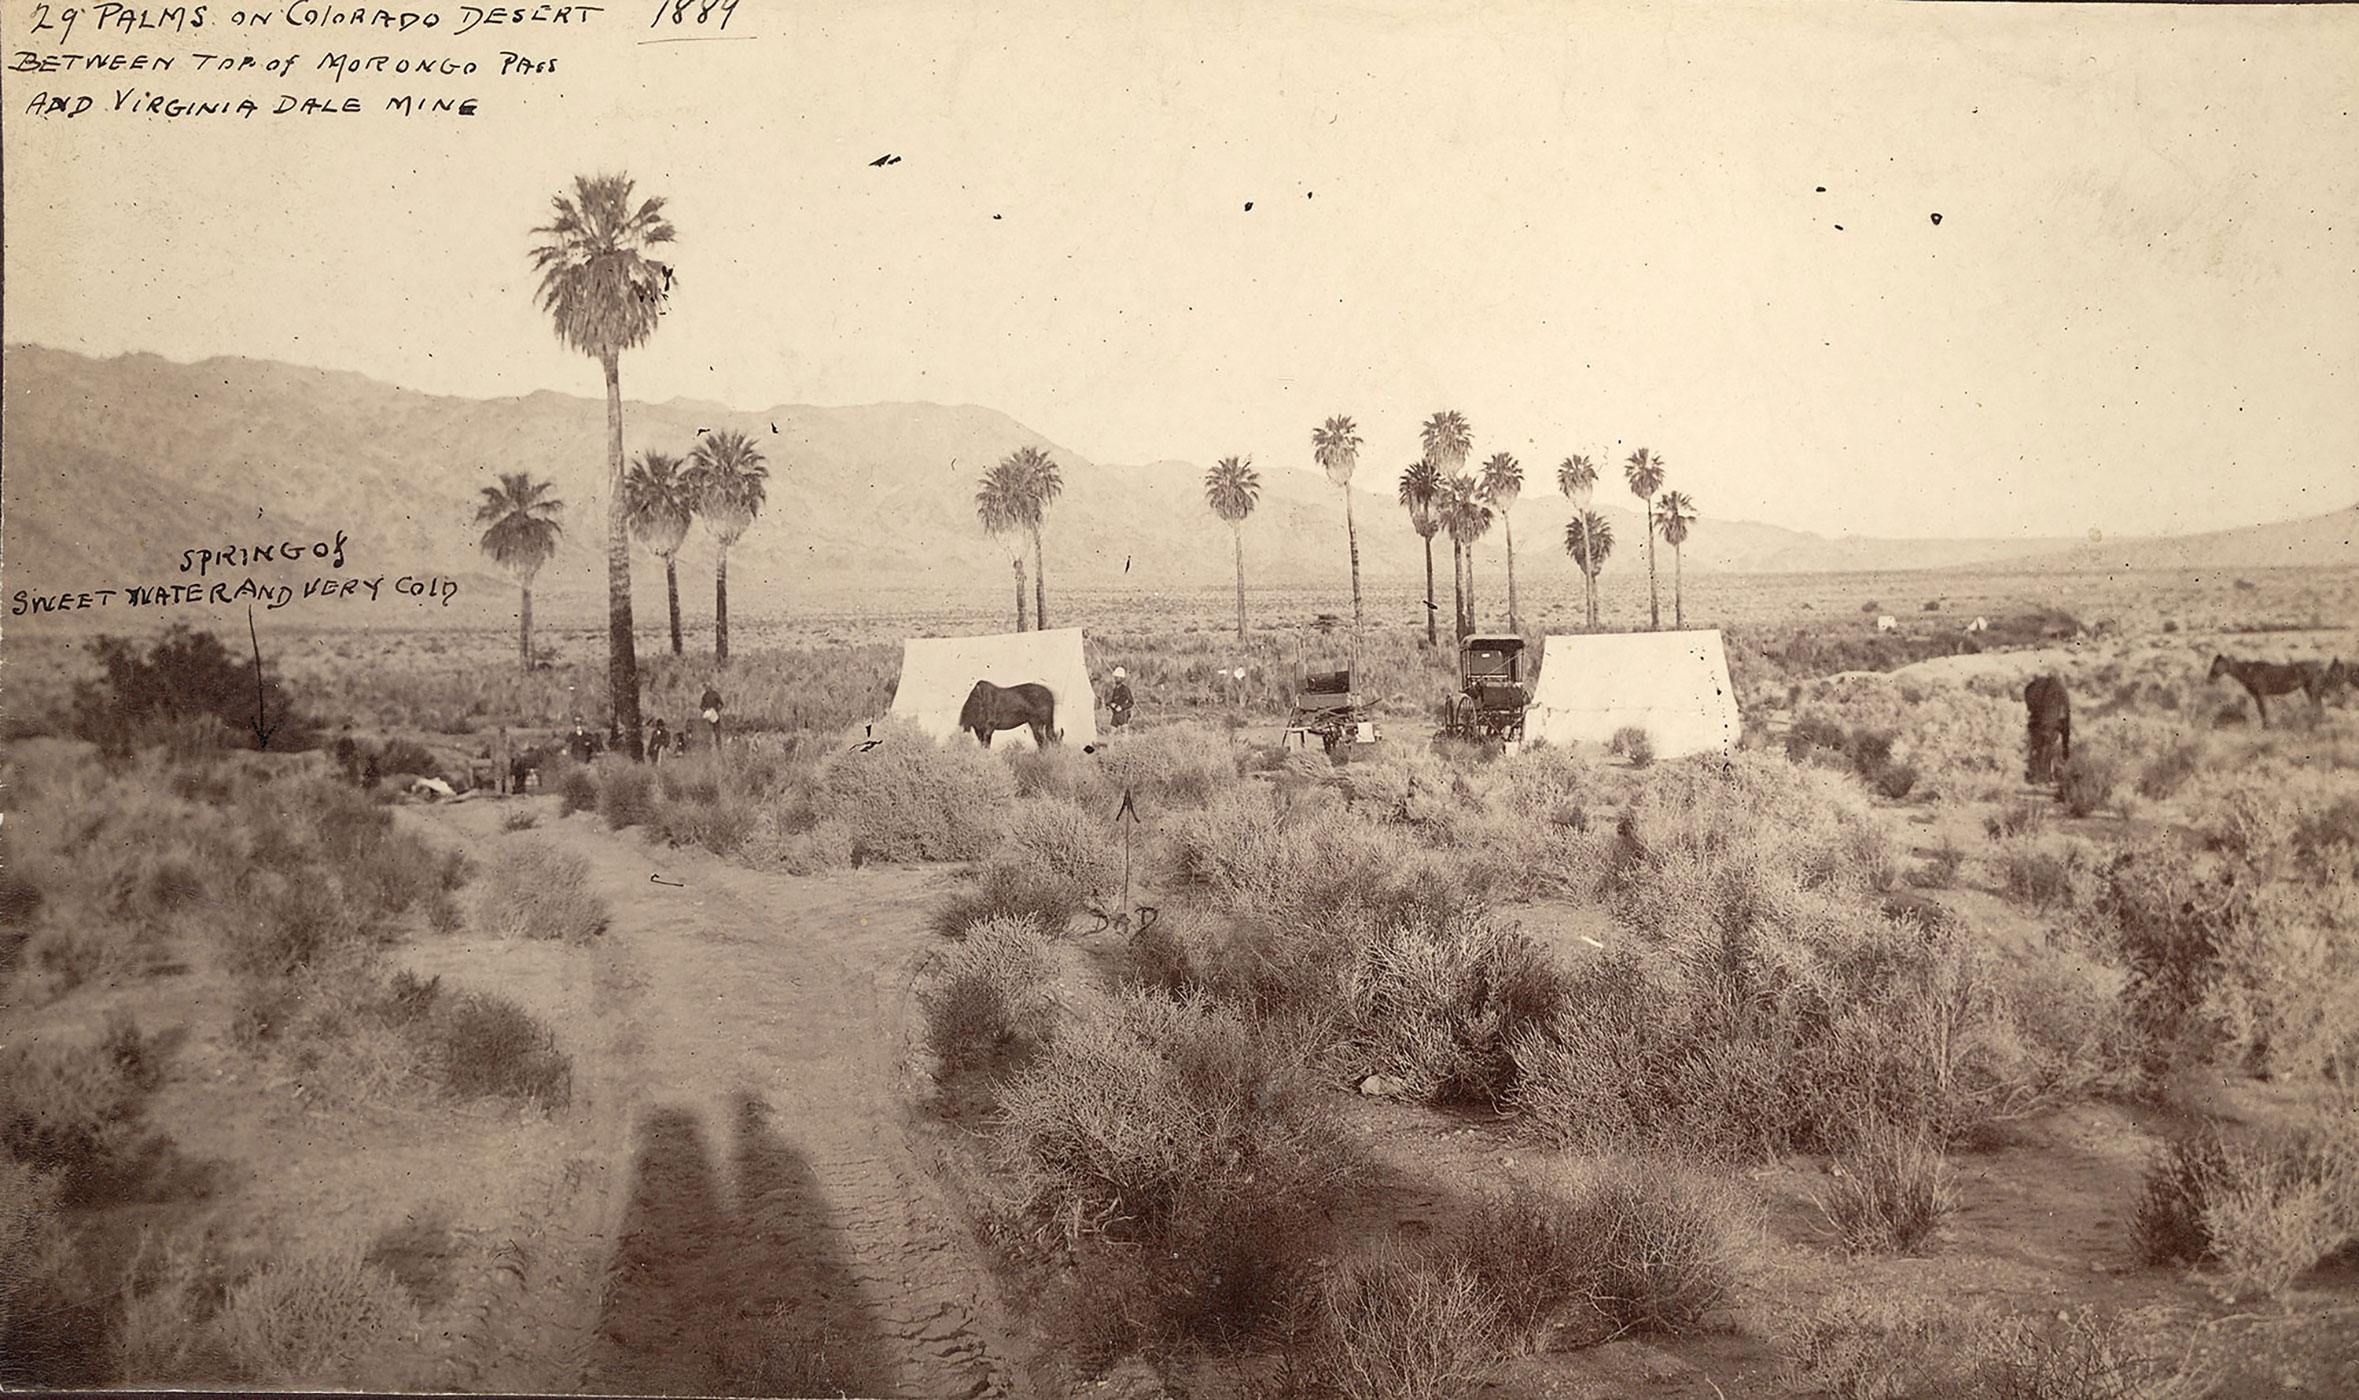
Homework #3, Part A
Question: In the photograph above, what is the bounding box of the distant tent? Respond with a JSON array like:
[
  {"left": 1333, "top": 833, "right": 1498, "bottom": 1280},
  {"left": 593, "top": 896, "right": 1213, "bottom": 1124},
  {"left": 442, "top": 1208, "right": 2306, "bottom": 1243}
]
[
  {"left": 888, "top": 627, "right": 1098, "bottom": 749},
  {"left": 1525, "top": 630, "right": 1740, "bottom": 760}
]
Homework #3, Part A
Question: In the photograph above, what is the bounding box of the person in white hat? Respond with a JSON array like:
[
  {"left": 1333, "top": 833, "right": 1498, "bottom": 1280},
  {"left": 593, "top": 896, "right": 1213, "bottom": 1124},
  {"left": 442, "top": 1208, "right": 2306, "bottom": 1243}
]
[{"left": 1107, "top": 666, "right": 1134, "bottom": 729}]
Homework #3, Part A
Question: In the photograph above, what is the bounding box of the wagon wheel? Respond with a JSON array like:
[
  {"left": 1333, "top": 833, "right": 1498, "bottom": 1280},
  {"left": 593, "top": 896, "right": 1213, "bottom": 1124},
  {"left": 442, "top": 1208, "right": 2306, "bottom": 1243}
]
[{"left": 1447, "top": 693, "right": 1480, "bottom": 740}]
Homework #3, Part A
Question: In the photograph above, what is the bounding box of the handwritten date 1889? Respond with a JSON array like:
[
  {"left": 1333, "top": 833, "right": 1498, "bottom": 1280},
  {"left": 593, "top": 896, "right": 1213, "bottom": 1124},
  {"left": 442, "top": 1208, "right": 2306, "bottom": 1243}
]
[{"left": 649, "top": 0, "right": 734, "bottom": 32}]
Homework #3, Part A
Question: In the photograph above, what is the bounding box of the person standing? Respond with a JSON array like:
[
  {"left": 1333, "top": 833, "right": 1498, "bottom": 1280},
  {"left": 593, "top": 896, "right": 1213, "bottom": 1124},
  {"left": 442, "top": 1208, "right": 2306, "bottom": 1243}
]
[
  {"left": 700, "top": 681, "right": 724, "bottom": 749},
  {"left": 569, "top": 714, "right": 596, "bottom": 765},
  {"left": 648, "top": 717, "right": 670, "bottom": 767},
  {"left": 1107, "top": 667, "right": 1134, "bottom": 730}
]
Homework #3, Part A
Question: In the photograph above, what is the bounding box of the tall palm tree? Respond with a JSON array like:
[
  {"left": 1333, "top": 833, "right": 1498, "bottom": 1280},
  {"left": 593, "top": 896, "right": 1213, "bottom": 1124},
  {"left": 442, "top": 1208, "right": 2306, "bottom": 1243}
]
[
  {"left": 1657, "top": 489, "right": 1696, "bottom": 629},
  {"left": 1312, "top": 415, "right": 1364, "bottom": 641},
  {"left": 684, "top": 429, "right": 768, "bottom": 665},
  {"left": 975, "top": 459, "right": 1032, "bottom": 631},
  {"left": 1480, "top": 451, "right": 1524, "bottom": 633},
  {"left": 531, "top": 172, "right": 675, "bottom": 758},
  {"left": 1441, "top": 473, "right": 1494, "bottom": 639},
  {"left": 1624, "top": 448, "right": 1667, "bottom": 630},
  {"left": 996, "top": 445, "right": 1063, "bottom": 630},
  {"left": 1557, "top": 455, "right": 1600, "bottom": 629},
  {"left": 475, "top": 473, "right": 565, "bottom": 670},
  {"left": 623, "top": 450, "right": 695, "bottom": 656},
  {"left": 1204, "top": 455, "right": 1262, "bottom": 643},
  {"left": 1563, "top": 510, "right": 1615, "bottom": 624},
  {"left": 1398, "top": 460, "right": 1444, "bottom": 647}
]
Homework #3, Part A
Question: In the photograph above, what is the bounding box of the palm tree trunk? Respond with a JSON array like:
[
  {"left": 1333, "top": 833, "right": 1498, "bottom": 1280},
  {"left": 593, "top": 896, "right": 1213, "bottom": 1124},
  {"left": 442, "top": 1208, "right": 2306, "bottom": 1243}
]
[
  {"left": 1645, "top": 509, "right": 1661, "bottom": 631},
  {"left": 715, "top": 545, "right": 730, "bottom": 664},
  {"left": 665, "top": 556, "right": 683, "bottom": 656},
  {"left": 1232, "top": 528, "right": 1247, "bottom": 644},
  {"left": 519, "top": 585, "right": 533, "bottom": 669},
  {"left": 601, "top": 351, "right": 642, "bottom": 759},
  {"left": 1422, "top": 536, "right": 1437, "bottom": 648},
  {"left": 1013, "top": 556, "right": 1029, "bottom": 631},
  {"left": 1504, "top": 515, "right": 1518, "bottom": 634},
  {"left": 1451, "top": 539, "right": 1466, "bottom": 641},
  {"left": 1031, "top": 523, "right": 1048, "bottom": 631},
  {"left": 1580, "top": 518, "right": 1596, "bottom": 630},
  {"left": 1674, "top": 544, "right": 1684, "bottom": 629},
  {"left": 1344, "top": 487, "right": 1362, "bottom": 641},
  {"left": 1466, "top": 543, "right": 1479, "bottom": 636}
]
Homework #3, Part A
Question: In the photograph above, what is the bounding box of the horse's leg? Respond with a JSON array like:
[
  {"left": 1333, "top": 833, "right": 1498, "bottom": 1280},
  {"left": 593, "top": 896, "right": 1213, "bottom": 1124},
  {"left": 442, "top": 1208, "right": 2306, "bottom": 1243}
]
[
  {"left": 2252, "top": 686, "right": 2271, "bottom": 728},
  {"left": 977, "top": 728, "right": 993, "bottom": 749}
]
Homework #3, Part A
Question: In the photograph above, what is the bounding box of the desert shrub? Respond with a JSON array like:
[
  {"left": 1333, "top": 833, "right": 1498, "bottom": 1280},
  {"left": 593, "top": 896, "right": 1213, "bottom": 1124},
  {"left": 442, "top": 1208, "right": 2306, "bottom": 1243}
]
[
  {"left": 499, "top": 807, "right": 539, "bottom": 833},
  {"left": 557, "top": 764, "right": 599, "bottom": 816},
  {"left": 992, "top": 992, "right": 1360, "bottom": 1350},
  {"left": 777, "top": 818, "right": 855, "bottom": 876},
  {"left": 2057, "top": 750, "right": 2120, "bottom": 818},
  {"left": 596, "top": 759, "right": 658, "bottom": 829},
  {"left": 1966, "top": 1306, "right": 2208, "bottom": 1400},
  {"left": 211, "top": 1249, "right": 423, "bottom": 1384},
  {"left": 0, "top": 1024, "right": 171, "bottom": 1205},
  {"left": 1779, "top": 1290, "right": 1958, "bottom": 1400},
  {"left": 651, "top": 793, "right": 755, "bottom": 855},
  {"left": 1006, "top": 744, "right": 1113, "bottom": 807},
  {"left": 991, "top": 797, "right": 1123, "bottom": 911},
  {"left": 1996, "top": 843, "right": 2083, "bottom": 911},
  {"left": 1873, "top": 761, "right": 1920, "bottom": 800},
  {"left": 1817, "top": 1126, "right": 1959, "bottom": 1254},
  {"left": 1781, "top": 1295, "right": 2205, "bottom": 1400},
  {"left": 73, "top": 624, "right": 315, "bottom": 757},
  {"left": 2137, "top": 735, "right": 2208, "bottom": 800},
  {"left": 1986, "top": 800, "right": 2048, "bottom": 839},
  {"left": 421, "top": 991, "right": 571, "bottom": 1109},
  {"left": 1441, "top": 1180, "right": 1605, "bottom": 1354},
  {"left": 0, "top": 1162, "right": 83, "bottom": 1385},
  {"left": 818, "top": 721, "right": 1015, "bottom": 862},
  {"left": 1608, "top": 725, "right": 1654, "bottom": 767},
  {"left": 1556, "top": 1159, "right": 1742, "bottom": 1334},
  {"left": 1094, "top": 722, "right": 1239, "bottom": 809},
  {"left": 2135, "top": 1124, "right": 2357, "bottom": 1300},
  {"left": 1908, "top": 837, "right": 1965, "bottom": 889},
  {"left": 225, "top": 877, "right": 379, "bottom": 980},
  {"left": 372, "top": 739, "right": 437, "bottom": 778},
  {"left": 1169, "top": 791, "right": 1466, "bottom": 945},
  {"left": 475, "top": 840, "right": 608, "bottom": 943},
  {"left": 917, "top": 916, "right": 1058, "bottom": 1076},
  {"left": 1342, "top": 909, "right": 1568, "bottom": 1107},
  {"left": 1301, "top": 1247, "right": 1500, "bottom": 1400}
]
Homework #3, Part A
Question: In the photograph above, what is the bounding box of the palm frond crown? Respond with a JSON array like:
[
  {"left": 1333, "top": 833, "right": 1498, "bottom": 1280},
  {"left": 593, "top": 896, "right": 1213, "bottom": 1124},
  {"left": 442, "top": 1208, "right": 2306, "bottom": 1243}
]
[
  {"left": 1480, "top": 451, "right": 1523, "bottom": 512},
  {"left": 1564, "top": 511, "right": 1615, "bottom": 573},
  {"left": 623, "top": 450, "right": 695, "bottom": 557},
  {"left": 1398, "top": 460, "right": 1443, "bottom": 538},
  {"left": 1205, "top": 455, "right": 1262, "bottom": 526},
  {"left": 685, "top": 430, "right": 770, "bottom": 545},
  {"left": 1420, "top": 410, "right": 1473, "bottom": 475},
  {"left": 1313, "top": 415, "right": 1362, "bottom": 487},
  {"left": 529, "top": 173, "right": 677, "bottom": 361},
  {"left": 476, "top": 472, "right": 565, "bottom": 580},
  {"left": 1658, "top": 490, "right": 1696, "bottom": 547}
]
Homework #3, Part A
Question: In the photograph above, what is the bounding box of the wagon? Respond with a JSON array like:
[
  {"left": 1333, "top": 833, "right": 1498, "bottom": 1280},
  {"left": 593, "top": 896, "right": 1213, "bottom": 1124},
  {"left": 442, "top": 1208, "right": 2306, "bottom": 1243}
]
[
  {"left": 1441, "top": 634, "right": 1529, "bottom": 746},
  {"left": 1285, "top": 666, "right": 1380, "bottom": 758}
]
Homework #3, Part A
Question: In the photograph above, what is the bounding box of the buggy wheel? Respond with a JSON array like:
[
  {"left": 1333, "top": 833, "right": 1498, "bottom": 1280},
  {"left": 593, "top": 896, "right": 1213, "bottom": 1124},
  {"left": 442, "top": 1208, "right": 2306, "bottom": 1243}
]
[{"left": 1447, "top": 694, "right": 1479, "bottom": 740}]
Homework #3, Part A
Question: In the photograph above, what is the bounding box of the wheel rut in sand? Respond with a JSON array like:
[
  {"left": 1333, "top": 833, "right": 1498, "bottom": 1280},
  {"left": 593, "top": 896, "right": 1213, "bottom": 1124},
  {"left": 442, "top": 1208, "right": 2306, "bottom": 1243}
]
[{"left": 420, "top": 803, "right": 1021, "bottom": 1398}]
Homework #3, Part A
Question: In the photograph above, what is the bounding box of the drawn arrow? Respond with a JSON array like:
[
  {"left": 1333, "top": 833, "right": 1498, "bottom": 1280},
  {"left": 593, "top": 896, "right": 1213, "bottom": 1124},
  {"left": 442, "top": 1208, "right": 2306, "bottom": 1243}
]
[
  {"left": 650, "top": 873, "right": 686, "bottom": 888},
  {"left": 1116, "top": 787, "right": 1138, "bottom": 825},
  {"left": 247, "top": 607, "right": 279, "bottom": 749}
]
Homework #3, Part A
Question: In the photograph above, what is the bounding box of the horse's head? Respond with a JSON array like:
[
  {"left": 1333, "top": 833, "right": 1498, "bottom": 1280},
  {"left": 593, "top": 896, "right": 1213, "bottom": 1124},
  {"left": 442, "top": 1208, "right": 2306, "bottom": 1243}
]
[{"left": 2208, "top": 654, "right": 2233, "bottom": 682}]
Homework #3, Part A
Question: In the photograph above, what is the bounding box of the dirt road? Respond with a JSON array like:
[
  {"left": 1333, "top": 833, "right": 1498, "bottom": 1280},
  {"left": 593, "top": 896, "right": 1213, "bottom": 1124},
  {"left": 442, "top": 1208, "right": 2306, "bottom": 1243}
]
[{"left": 411, "top": 799, "right": 1026, "bottom": 1398}]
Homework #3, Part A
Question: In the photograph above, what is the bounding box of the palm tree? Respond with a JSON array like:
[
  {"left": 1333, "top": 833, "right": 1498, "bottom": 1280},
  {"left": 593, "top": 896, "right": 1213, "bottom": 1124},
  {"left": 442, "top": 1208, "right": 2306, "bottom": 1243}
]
[
  {"left": 531, "top": 172, "right": 675, "bottom": 758},
  {"left": 1624, "top": 448, "right": 1667, "bottom": 630},
  {"left": 1312, "top": 415, "right": 1364, "bottom": 642},
  {"left": 1557, "top": 455, "right": 1600, "bottom": 629},
  {"left": 975, "top": 459, "right": 1032, "bottom": 631},
  {"left": 623, "top": 450, "right": 695, "bottom": 656},
  {"left": 1563, "top": 510, "right": 1615, "bottom": 624},
  {"left": 1441, "top": 473, "right": 1494, "bottom": 639},
  {"left": 1480, "top": 451, "right": 1524, "bottom": 633},
  {"left": 684, "top": 429, "right": 768, "bottom": 665},
  {"left": 1398, "top": 460, "right": 1444, "bottom": 647},
  {"left": 475, "top": 473, "right": 565, "bottom": 670},
  {"left": 1205, "top": 455, "right": 1262, "bottom": 643},
  {"left": 1657, "top": 489, "right": 1696, "bottom": 629},
  {"left": 995, "top": 445, "right": 1063, "bottom": 630}
]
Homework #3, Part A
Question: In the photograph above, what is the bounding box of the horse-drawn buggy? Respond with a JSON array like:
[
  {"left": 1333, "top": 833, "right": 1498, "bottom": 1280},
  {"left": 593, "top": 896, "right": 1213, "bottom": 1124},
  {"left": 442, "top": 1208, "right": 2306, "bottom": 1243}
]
[
  {"left": 1439, "top": 634, "right": 1530, "bottom": 747},
  {"left": 1285, "top": 665, "right": 1380, "bottom": 758}
]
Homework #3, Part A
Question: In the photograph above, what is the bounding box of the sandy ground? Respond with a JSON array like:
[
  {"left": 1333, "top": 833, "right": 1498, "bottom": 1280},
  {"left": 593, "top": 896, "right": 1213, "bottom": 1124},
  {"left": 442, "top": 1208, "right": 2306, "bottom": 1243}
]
[{"left": 402, "top": 798, "right": 1031, "bottom": 1398}]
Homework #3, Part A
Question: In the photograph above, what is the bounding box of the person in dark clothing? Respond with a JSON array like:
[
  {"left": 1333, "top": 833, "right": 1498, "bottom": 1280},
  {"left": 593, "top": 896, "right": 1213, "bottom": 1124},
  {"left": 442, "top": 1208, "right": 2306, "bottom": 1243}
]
[
  {"left": 700, "top": 682, "right": 724, "bottom": 748},
  {"left": 568, "top": 715, "right": 597, "bottom": 766},
  {"left": 1107, "top": 667, "right": 1134, "bottom": 730},
  {"left": 648, "top": 717, "right": 670, "bottom": 766}
]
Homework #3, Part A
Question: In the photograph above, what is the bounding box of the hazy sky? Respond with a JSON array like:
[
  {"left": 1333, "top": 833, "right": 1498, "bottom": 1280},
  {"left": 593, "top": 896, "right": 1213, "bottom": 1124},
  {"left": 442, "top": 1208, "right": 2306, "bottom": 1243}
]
[{"left": 5, "top": 0, "right": 2354, "bottom": 541}]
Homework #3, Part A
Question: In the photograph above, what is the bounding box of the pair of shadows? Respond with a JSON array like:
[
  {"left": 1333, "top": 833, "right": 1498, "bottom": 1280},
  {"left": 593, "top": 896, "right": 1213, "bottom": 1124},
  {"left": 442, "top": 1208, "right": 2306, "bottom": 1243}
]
[{"left": 593, "top": 1094, "right": 892, "bottom": 1397}]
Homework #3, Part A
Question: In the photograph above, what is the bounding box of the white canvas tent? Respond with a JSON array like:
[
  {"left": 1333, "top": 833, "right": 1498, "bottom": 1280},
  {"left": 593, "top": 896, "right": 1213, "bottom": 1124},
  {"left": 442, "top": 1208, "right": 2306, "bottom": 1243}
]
[
  {"left": 888, "top": 627, "right": 1098, "bottom": 749},
  {"left": 1524, "top": 630, "right": 1741, "bottom": 760}
]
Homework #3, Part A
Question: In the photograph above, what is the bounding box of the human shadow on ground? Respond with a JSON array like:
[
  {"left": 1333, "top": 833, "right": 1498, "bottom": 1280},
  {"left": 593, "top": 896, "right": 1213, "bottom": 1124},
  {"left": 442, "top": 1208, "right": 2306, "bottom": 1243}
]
[{"left": 592, "top": 1098, "right": 892, "bottom": 1396}]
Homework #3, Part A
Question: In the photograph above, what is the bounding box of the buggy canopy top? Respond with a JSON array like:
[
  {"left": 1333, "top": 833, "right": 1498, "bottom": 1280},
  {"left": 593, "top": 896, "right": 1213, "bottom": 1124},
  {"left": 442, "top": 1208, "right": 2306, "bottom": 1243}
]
[
  {"left": 887, "top": 627, "right": 1099, "bottom": 749},
  {"left": 1524, "top": 629, "right": 1740, "bottom": 760}
]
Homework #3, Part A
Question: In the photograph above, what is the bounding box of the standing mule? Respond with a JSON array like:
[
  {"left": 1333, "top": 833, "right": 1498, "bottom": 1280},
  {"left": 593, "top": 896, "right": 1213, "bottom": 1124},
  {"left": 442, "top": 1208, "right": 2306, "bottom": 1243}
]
[
  {"left": 2208, "top": 654, "right": 2332, "bottom": 728},
  {"left": 2024, "top": 674, "right": 2071, "bottom": 785},
  {"left": 960, "top": 680, "right": 1059, "bottom": 748}
]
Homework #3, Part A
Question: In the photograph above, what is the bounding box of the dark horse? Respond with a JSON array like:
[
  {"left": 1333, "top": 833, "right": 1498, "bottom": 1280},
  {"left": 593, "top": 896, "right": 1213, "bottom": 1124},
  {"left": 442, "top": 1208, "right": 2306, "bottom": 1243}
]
[
  {"left": 2024, "top": 674, "right": 2071, "bottom": 785},
  {"left": 2208, "top": 654, "right": 2335, "bottom": 728},
  {"left": 960, "top": 680, "right": 1059, "bottom": 748}
]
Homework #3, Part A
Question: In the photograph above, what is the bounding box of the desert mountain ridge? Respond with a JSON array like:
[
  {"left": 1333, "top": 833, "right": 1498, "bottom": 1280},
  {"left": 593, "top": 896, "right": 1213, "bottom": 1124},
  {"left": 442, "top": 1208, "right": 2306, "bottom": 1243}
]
[{"left": 3, "top": 345, "right": 2348, "bottom": 627}]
